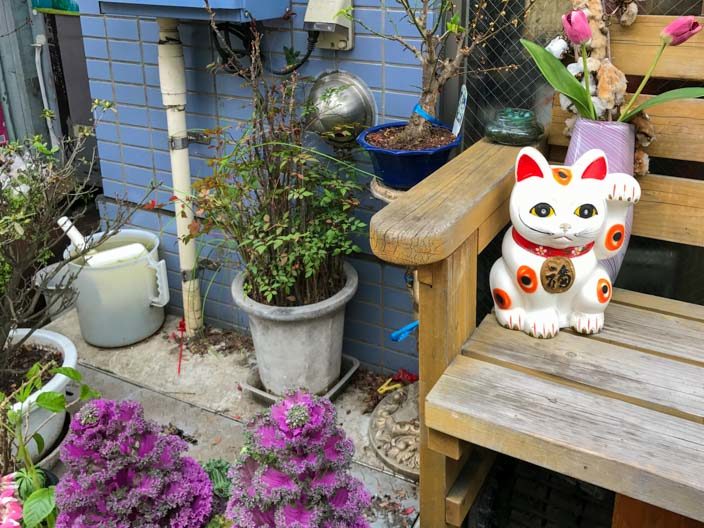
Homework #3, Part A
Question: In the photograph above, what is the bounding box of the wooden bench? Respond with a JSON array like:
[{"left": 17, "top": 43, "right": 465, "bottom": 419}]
[{"left": 370, "top": 15, "right": 704, "bottom": 528}]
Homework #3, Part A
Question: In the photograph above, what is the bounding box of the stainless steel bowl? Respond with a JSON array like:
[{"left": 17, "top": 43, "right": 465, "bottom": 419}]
[{"left": 307, "top": 70, "right": 376, "bottom": 145}]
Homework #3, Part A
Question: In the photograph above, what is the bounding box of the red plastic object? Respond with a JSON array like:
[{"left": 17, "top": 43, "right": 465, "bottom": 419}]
[
  {"left": 177, "top": 318, "right": 186, "bottom": 375},
  {"left": 392, "top": 368, "right": 419, "bottom": 384}
]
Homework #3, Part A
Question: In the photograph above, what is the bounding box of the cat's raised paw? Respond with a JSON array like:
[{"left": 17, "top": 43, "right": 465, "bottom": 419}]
[
  {"left": 570, "top": 312, "right": 604, "bottom": 335},
  {"left": 607, "top": 173, "right": 641, "bottom": 203}
]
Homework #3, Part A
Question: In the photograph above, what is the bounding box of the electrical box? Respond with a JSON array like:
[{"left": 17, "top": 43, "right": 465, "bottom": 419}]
[
  {"left": 304, "top": 0, "right": 354, "bottom": 51},
  {"left": 99, "top": 0, "right": 289, "bottom": 22}
]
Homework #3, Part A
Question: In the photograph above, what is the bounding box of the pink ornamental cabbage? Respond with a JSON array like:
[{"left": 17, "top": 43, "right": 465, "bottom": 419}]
[
  {"left": 561, "top": 10, "right": 591, "bottom": 45},
  {"left": 0, "top": 475, "right": 21, "bottom": 528},
  {"left": 661, "top": 15, "right": 702, "bottom": 46},
  {"left": 226, "top": 391, "right": 371, "bottom": 528},
  {"left": 55, "top": 399, "right": 213, "bottom": 528}
]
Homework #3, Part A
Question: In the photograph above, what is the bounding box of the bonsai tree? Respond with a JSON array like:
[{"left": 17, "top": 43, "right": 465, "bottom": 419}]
[
  {"left": 187, "top": 32, "right": 366, "bottom": 307},
  {"left": 345, "top": 0, "right": 536, "bottom": 148},
  {"left": 0, "top": 105, "right": 146, "bottom": 385}
]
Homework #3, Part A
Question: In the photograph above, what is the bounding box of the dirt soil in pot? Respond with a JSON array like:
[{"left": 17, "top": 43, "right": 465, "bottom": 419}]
[
  {"left": 366, "top": 123, "right": 456, "bottom": 151},
  {"left": 1, "top": 345, "right": 62, "bottom": 393}
]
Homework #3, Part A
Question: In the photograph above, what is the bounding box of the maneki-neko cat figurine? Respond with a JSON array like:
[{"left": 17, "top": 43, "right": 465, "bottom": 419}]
[{"left": 490, "top": 147, "right": 640, "bottom": 338}]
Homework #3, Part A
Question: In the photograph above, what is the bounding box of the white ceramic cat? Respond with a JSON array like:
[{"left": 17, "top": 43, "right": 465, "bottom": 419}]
[{"left": 490, "top": 147, "right": 640, "bottom": 338}]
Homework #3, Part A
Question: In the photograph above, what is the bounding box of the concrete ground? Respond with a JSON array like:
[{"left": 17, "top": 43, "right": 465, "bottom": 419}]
[{"left": 48, "top": 311, "right": 420, "bottom": 527}]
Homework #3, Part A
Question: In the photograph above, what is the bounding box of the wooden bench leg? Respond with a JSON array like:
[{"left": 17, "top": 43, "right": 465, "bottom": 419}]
[
  {"left": 418, "top": 234, "right": 479, "bottom": 527},
  {"left": 612, "top": 494, "right": 704, "bottom": 528}
]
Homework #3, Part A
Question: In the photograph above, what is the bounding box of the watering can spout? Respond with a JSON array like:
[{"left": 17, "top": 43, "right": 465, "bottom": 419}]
[{"left": 57, "top": 216, "right": 86, "bottom": 251}]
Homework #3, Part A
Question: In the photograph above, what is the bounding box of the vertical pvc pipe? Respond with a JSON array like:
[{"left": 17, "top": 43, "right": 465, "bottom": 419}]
[{"left": 157, "top": 18, "right": 203, "bottom": 336}]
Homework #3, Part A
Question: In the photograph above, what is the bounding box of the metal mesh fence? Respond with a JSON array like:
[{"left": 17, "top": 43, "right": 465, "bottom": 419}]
[{"left": 461, "top": 0, "right": 704, "bottom": 321}]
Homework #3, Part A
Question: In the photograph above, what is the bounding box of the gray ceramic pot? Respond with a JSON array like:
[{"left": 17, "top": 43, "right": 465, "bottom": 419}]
[{"left": 231, "top": 262, "right": 358, "bottom": 396}]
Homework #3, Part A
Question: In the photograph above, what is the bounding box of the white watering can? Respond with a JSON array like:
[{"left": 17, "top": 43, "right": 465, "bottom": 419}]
[{"left": 59, "top": 218, "right": 170, "bottom": 348}]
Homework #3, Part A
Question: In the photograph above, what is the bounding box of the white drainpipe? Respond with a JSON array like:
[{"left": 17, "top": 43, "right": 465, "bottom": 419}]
[
  {"left": 157, "top": 18, "right": 203, "bottom": 336},
  {"left": 32, "top": 34, "right": 59, "bottom": 149}
]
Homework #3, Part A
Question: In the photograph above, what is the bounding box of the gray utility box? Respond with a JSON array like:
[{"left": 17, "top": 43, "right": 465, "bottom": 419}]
[{"left": 99, "top": 0, "right": 288, "bottom": 22}]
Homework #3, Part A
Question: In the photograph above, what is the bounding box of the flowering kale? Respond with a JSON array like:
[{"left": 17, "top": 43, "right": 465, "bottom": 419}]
[
  {"left": 227, "top": 391, "right": 371, "bottom": 528},
  {"left": 55, "top": 399, "right": 212, "bottom": 528}
]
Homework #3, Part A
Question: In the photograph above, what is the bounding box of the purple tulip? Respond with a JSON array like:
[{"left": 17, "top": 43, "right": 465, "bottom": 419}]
[
  {"left": 660, "top": 16, "right": 702, "bottom": 46},
  {"left": 562, "top": 10, "right": 592, "bottom": 45}
]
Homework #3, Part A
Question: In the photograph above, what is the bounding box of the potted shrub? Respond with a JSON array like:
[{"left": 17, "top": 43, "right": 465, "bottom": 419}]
[
  {"left": 188, "top": 34, "right": 365, "bottom": 396},
  {"left": 348, "top": 0, "right": 534, "bottom": 189},
  {"left": 522, "top": 10, "right": 704, "bottom": 278},
  {"left": 0, "top": 109, "right": 138, "bottom": 460},
  {"left": 226, "top": 390, "right": 372, "bottom": 527},
  {"left": 1, "top": 361, "right": 99, "bottom": 528},
  {"left": 54, "top": 399, "right": 213, "bottom": 527}
]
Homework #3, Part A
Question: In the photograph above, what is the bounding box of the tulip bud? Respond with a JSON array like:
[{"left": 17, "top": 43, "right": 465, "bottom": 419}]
[
  {"left": 660, "top": 16, "right": 702, "bottom": 46},
  {"left": 562, "top": 10, "right": 592, "bottom": 46}
]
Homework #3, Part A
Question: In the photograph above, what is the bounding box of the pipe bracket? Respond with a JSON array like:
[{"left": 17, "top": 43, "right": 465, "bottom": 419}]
[{"left": 182, "top": 268, "right": 200, "bottom": 282}]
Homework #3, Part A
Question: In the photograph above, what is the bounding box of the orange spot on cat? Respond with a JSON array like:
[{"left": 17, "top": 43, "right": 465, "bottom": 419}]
[
  {"left": 605, "top": 224, "right": 625, "bottom": 251},
  {"left": 517, "top": 265, "right": 538, "bottom": 293},
  {"left": 492, "top": 288, "right": 512, "bottom": 310},
  {"left": 552, "top": 167, "right": 572, "bottom": 186},
  {"left": 597, "top": 278, "right": 612, "bottom": 304}
]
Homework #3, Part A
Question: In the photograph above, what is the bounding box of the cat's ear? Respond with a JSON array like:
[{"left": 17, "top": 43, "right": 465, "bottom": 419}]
[
  {"left": 516, "top": 147, "right": 549, "bottom": 183},
  {"left": 576, "top": 149, "right": 608, "bottom": 181}
]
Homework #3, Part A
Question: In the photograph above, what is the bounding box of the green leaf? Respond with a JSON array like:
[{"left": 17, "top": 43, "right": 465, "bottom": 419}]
[
  {"left": 32, "top": 432, "right": 45, "bottom": 455},
  {"left": 520, "top": 39, "right": 593, "bottom": 119},
  {"left": 35, "top": 392, "right": 66, "bottom": 413},
  {"left": 620, "top": 87, "right": 704, "bottom": 122},
  {"left": 22, "top": 487, "right": 56, "bottom": 528},
  {"left": 79, "top": 384, "right": 101, "bottom": 401},
  {"left": 51, "top": 366, "right": 82, "bottom": 382}
]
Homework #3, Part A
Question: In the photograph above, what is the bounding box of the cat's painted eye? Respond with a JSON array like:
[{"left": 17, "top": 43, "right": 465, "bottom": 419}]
[
  {"left": 574, "top": 204, "right": 598, "bottom": 218},
  {"left": 530, "top": 203, "right": 555, "bottom": 218}
]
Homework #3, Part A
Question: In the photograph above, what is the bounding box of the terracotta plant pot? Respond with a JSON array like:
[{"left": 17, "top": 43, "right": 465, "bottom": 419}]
[{"left": 565, "top": 119, "right": 636, "bottom": 280}]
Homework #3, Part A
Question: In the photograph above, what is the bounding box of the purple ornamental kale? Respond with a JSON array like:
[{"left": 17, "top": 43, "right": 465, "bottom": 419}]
[
  {"left": 55, "top": 399, "right": 212, "bottom": 528},
  {"left": 226, "top": 390, "right": 371, "bottom": 528}
]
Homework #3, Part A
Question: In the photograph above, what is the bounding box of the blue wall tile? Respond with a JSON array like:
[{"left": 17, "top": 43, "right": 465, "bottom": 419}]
[{"left": 86, "top": 2, "right": 424, "bottom": 372}]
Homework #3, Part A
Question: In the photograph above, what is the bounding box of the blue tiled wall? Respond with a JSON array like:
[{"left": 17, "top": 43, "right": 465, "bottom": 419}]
[{"left": 80, "top": 0, "right": 423, "bottom": 374}]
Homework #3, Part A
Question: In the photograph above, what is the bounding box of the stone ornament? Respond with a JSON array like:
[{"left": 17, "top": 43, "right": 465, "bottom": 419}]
[
  {"left": 490, "top": 147, "right": 640, "bottom": 338},
  {"left": 369, "top": 382, "right": 420, "bottom": 479}
]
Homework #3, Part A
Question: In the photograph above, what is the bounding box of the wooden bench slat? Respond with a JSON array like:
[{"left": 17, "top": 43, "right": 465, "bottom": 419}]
[
  {"left": 550, "top": 96, "right": 704, "bottom": 162},
  {"left": 445, "top": 447, "right": 496, "bottom": 527},
  {"left": 426, "top": 356, "right": 704, "bottom": 522},
  {"left": 632, "top": 174, "right": 704, "bottom": 247},
  {"left": 596, "top": 303, "right": 704, "bottom": 366},
  {"left": 612, "top": 288, "right": 704, "bottom": 323},
  {"left": 465, "top": 314, "right": 704, "bottom": 423},
  {"left": 610, "top": 15, "right": 704, "bottom": 81}
]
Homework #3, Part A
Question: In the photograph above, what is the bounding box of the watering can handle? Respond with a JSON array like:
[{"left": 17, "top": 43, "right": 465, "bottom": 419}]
[{"left": 147, "top": 257, "right": 170, "bottom": 308}]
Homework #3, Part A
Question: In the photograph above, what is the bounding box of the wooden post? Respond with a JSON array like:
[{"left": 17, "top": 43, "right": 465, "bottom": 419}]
[
  {"left": 417, "top": 232, "right": 478, "bottom": 527},
  {"left": 613, "top": 495, "right": 704, "bottom": 528}
]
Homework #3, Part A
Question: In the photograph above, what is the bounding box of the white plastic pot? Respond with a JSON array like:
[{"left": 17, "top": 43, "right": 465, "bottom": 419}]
[
  {"left": 10, "top": 329, "right": 77, "bottom": 461},
  {"left": 231, "top": 263, "right": 358, "bottom": 396}
]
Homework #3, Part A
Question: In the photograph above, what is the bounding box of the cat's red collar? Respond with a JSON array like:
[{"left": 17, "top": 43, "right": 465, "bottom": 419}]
[{"left": 512, "top": 228, "right": 594, "bottom": 258}]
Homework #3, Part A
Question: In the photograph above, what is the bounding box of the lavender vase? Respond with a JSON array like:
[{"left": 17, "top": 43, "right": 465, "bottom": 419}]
[{"left": 565, "top": 119, "right": 636, "bottom": 281}]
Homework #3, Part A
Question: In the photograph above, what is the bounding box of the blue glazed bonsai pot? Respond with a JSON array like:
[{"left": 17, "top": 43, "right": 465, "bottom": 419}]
[{"left": 357, "top": 121, "right": 462, "bottom": 190}]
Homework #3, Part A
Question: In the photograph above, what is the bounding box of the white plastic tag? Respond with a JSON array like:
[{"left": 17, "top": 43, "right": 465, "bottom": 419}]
[{"left": 452, "top": 85, "right": 468, "bottom": 137}]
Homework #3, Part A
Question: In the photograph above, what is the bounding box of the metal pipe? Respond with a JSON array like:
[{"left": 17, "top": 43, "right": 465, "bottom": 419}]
[
  {"left": 157, "top": 18, "right": 203, "bottom": 336},
  {"left": 32, "top": 34, "right": 60, "bottom": 149}
]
